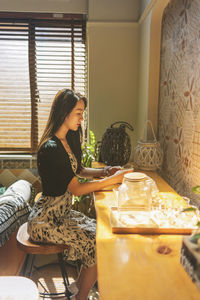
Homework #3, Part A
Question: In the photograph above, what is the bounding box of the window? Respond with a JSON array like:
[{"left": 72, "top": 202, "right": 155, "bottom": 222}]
[{"left": 0, "top": 12, "right": 87, "bottom": 153}]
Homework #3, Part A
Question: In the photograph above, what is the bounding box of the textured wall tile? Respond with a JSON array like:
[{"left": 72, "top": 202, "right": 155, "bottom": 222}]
[
  {"left": 0, "top": 170, "right": 17, "bottom": 187},
  {"left": 33, "top": 179, "right": 42, "bottom": 193},
  {"left": 159, "top": 0, "right": 200, "bottom": 204},
  {"left": 3, "top": 160, "right": 30, "bottom": 169},
  {"left": 17, "top": 170, "right": 39, "bottom": 185},
  {"left": 29, "top": 168, "right": 38, "bottom": 177},
  {"left": 9, "top": 169, "right": 25, "bottom": 177},
  {"left": 31, "top": 159, "right": 37, "bottom": 169}
]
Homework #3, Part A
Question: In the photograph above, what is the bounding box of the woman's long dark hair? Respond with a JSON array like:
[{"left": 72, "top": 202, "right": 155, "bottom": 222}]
[{"left": 38, "top": 89, "right": 87, "bottom": 171}]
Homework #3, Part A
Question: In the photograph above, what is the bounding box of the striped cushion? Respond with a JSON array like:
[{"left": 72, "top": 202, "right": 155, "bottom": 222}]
[{"left": 0, "top": 180, "right": 32, "bottom": 247}]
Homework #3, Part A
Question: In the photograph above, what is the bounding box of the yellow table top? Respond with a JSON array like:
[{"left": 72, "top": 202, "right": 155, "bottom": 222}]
[{"left": 95, "top": 171, "right": 200, "bottom": 300}]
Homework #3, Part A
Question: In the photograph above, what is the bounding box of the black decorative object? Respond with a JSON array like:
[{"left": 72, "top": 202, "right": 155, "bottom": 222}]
[{"left": 99, "top": 121, "right": 134, "bottom": 166}]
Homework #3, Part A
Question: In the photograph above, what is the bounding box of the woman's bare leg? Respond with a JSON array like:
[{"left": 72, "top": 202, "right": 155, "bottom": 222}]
[{"left": 75, "top": 264, "right": 97, "bottom": 300}]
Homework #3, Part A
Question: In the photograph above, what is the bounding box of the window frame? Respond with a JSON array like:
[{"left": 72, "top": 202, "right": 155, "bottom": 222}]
[{"left": 0, "top": 12, "right": 87, "bottom": 154}]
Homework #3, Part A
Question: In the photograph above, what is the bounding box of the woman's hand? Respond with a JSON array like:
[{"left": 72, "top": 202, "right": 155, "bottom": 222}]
[
  {"left": 110, "top": 168, "right": 134, "bottom": 184},
  {"left": 68, "top": 168, "right": 134, "bottom": 196},
  {"left": 106, "top": 166, "right": 122, "bottom": 176}
]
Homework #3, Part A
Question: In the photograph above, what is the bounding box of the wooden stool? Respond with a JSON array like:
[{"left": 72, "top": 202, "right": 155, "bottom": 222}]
[{"left": 17, "top": 222, "right": 72, "bottom": 299}]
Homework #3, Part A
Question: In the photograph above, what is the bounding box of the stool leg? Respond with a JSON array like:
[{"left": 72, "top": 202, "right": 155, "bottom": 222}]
[
  {"left": 21, "top": 252, "right": 73, "bottom": 299},
  {"left": 20, "top": 254, "right": 36, "bottom": 278},
  {"left": 20, "top": 253, "right": 30, "bottom": 276},
  {"left": 38, "top": 254, "right": 71, "bottom": 299},
  {"left": 57, "top": 252, "right": 72, "bottom": 299}
]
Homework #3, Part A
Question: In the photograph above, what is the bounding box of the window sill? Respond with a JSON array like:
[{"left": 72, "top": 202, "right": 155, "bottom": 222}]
[{"left": 0, "top": 154, "right": 36, "bottom": 160}]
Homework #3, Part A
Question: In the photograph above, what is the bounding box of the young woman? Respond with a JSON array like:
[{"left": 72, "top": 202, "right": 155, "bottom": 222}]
[{"left": 28, "top": 89, "right": 133, "bottom": 300}]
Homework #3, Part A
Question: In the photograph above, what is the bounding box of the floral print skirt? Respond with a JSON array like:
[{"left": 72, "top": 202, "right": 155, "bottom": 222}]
[{"left": 28, "top": 190, "right": 96, "bottom": 268}]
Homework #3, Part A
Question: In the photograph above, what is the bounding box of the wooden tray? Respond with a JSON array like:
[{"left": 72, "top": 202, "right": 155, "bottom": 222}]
[{"left": 110, "top": 207, "right": 197, "bottom": 235}]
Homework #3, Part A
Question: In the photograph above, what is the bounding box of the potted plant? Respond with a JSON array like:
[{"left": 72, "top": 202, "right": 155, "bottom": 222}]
[{"left": 72, "top": 130, "right": 97, "bottom": 218}]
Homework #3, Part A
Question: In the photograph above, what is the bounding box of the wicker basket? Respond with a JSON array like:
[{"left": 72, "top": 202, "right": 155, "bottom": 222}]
[{"left": 133, "top": 120, "right": 163, "bottom": 171}]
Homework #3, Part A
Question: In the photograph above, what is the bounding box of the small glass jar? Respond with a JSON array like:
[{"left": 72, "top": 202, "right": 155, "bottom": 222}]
[{"left": 118, "top": 172, "right": 153, "bottom": 212}]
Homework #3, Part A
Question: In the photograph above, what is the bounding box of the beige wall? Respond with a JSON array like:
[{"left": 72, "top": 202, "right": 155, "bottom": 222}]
[
  {"left": 147, "top": 0, "right": 170, "bottom": 134},
  {"left": 87, "top": 22, "right": 138, "bottom": 153},
  {"left": 87, "top": 1, "right": 140, "bottom": 156},
  {"left": 137, "top": 0, "right": 170, "bottom": 142},
  {"left": 136, "top": 12, "right": 151, "bottom": 142},
  {"left": 88, "top": 0, "right": 140, "bottom": 22},
  {"left": 0, "top": 0, "right": 88, "bottom": 13},
  {"left": 0, "top": 0, "right": 141, "bottom": 19}
]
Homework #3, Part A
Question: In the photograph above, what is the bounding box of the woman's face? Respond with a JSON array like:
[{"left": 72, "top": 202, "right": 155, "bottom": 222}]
[{"left": 64, "top": 99, "right": 85, "bottom": 131}]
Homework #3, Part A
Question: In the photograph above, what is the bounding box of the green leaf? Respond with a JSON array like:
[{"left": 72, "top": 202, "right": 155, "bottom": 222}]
[
  {"left": 190, "top": 233, "right": 200, "bottom": 244},
  {"left": 196, "top": 221, "right": 200, "bottom": 227},
  {"left": 90, "top": 130, "right": 95, "bottom": 146},
  {"left": 86, "top": 145, "right": 94, "bottom": 151},
  {"left": 181, "top": 207, "right": 197, "bottom": 212},
  {"left": 192, "top": 186, "right": 200, "bottom": 194},
  {"left": 81, "top": 130, "right": 96, "bottom": 167}
]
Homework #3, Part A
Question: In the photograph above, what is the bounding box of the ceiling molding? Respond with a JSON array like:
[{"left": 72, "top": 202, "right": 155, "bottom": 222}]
[{"left": 87, "top": 21, "right": 138, "bottom": 28}]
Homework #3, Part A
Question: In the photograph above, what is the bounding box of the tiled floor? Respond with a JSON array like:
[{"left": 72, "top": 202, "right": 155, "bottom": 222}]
[{"left": 30, "top": 255, "right": 99, "bottom": 300}]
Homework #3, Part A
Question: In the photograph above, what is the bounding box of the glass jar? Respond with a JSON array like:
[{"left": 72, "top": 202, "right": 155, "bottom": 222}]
[{"left": 118, "top": 172, "right": 154, "bottom": 212}]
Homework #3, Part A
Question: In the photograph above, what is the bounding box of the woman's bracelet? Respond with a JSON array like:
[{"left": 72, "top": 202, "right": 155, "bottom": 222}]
[{"left": 103, "top": 166, "right": 110, "bottom": 177}]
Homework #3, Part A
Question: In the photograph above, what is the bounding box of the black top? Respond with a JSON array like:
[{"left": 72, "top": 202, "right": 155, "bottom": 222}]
[{"left": 37, "top": 135, "right": 76, "bottom": 196}]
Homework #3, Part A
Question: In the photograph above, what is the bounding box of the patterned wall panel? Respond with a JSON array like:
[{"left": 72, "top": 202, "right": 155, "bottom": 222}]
[
  {"left": 0, "top": 159, "right": 41, "bottom": 191},
  {"left": 158, "top": 0, "right": 200, "bottom": 205}
]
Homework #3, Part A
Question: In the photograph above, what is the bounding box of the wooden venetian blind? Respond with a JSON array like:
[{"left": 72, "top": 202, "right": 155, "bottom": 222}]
[{"left": 0, "top": 15, "right": 86, "bottom": 153}]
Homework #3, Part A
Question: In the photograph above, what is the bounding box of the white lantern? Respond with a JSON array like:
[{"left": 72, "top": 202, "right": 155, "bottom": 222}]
[{"left": 133, "top": 120, "right": 163, "bottom": 171}]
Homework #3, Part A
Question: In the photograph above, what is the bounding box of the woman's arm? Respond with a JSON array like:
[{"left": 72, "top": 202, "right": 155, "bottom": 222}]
[
  {"left": 78, "top": 166, "right": 123, "bottom": 178},
  {"left": 68, "top": 169, "right": 133, "bottom": 196}
]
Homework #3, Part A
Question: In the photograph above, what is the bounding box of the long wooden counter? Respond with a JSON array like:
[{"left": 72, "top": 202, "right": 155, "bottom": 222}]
[{"left": 95, "top": 171, "right": 200, "bottom": 300}]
